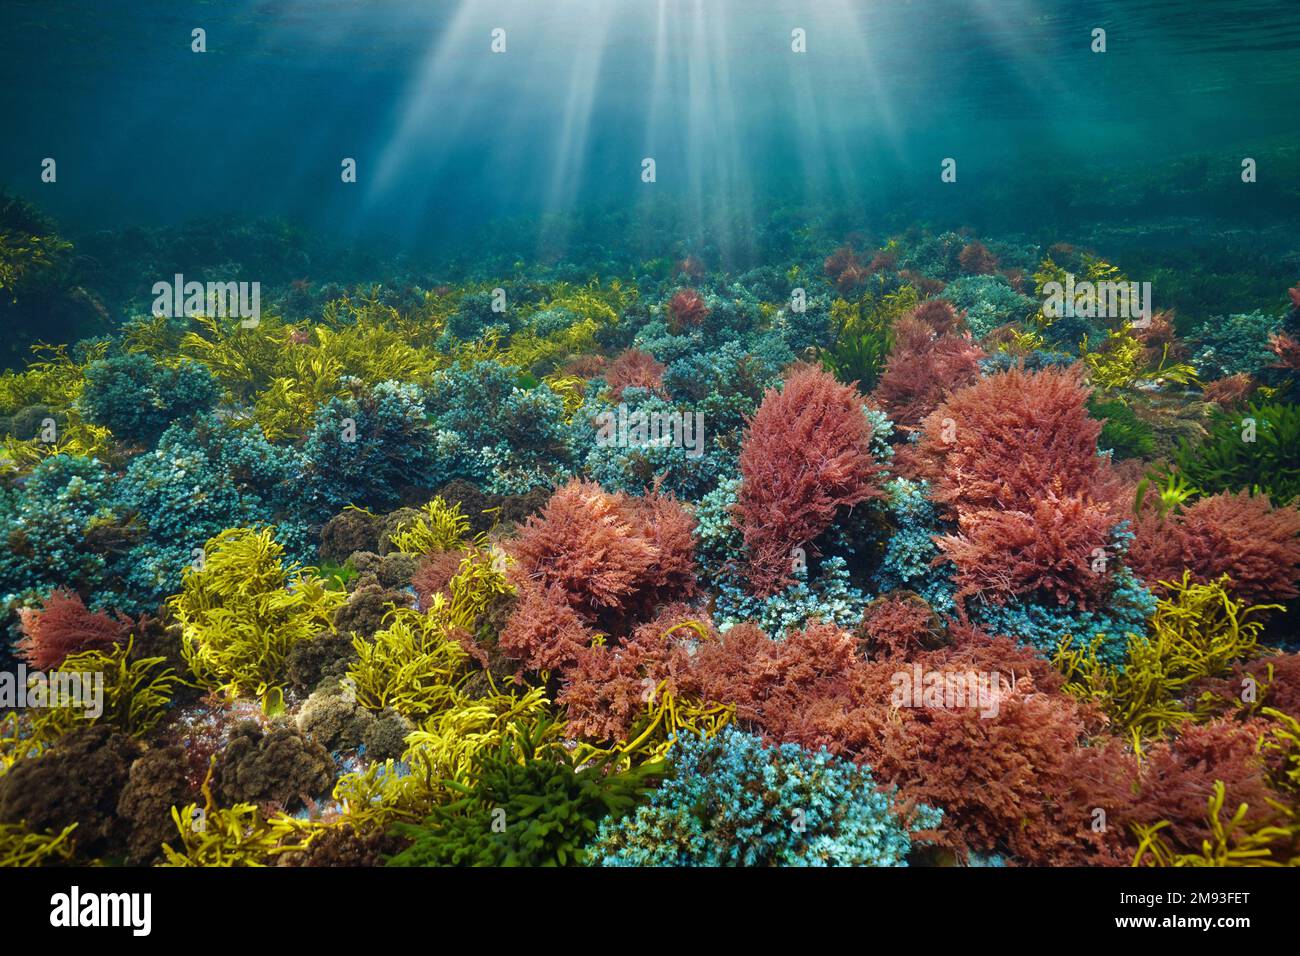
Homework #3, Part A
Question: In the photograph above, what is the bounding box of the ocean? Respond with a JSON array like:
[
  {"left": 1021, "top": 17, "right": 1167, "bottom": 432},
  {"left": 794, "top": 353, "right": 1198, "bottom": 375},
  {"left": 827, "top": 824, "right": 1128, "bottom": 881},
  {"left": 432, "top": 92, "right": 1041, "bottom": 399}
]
[{"left": 1, "top": 0, "right": 1299, "bottom": 883}]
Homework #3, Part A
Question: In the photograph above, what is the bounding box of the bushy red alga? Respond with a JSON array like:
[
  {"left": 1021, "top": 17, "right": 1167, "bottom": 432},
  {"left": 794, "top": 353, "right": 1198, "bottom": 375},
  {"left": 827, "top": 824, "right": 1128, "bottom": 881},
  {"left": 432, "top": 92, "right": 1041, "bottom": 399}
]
[
  {"left": 733, "top": 364, "right": 886, "bottom": 595},
  {"left": 498, "top": 480, "right": 697, "bottom": 672},
  {"left": 604, "top": 348, "right": 666, "bottom": 401},
  {"left": 873, "top": 313, "right": 983, "bottom": 427},
  {"left": 18, "top": 589, "right": 132, "bottom": 670},
  {"left": 1128, "top": 490, "right": 1300, "bottom": 604},
  {"left": 917, "top": 364, "right": 1105, "bottom": 514}
]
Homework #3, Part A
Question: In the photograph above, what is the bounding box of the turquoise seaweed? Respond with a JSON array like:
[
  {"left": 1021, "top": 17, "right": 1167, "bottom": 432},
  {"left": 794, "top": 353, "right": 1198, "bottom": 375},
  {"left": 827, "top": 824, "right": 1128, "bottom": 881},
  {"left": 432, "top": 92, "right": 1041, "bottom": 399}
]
[{"left": 587, "top": 727, "right": 942, "bottom": 867}]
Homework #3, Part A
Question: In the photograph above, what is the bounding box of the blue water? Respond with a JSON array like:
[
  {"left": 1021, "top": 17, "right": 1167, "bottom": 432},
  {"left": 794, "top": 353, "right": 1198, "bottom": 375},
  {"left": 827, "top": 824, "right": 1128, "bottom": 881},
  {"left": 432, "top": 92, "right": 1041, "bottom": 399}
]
[
  {"left": 3, "top": 0, "right": 1299, "bottom": 258},
  {"left": 3, "top": 2, "right": 1300, "bottom": 874}
]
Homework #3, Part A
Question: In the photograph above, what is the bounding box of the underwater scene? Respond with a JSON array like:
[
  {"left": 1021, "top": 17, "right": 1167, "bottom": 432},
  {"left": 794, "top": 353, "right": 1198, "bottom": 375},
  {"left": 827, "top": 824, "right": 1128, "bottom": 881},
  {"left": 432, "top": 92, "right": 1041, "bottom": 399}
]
[{"left": 2, "top": 0, "right": 1300, "bottom": 884}]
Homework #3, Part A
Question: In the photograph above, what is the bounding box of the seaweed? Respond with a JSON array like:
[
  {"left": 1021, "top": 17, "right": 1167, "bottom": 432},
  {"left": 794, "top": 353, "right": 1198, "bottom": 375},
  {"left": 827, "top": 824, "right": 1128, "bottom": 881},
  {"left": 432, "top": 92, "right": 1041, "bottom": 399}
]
[
  {"left": 586, "top": 726, "right": 940, "bottom": 867},
  {"left": 168, "top": 527, "right": 347, "bottom": 713},
  {"left": 1054, "top": 574, "right": 1274, "bottom": 746},
  {"left": 387, "top": 722, "right": 660, "bottom": 867},
  {"left": 1089, "top": 395, "right": 1156, "bottom": 460},
  {"left": 1168, "top": 401, "right": 1300, "bottom": 505},
  {"left": 2, "top": 185, "right": 1299, "bottom": 874}
]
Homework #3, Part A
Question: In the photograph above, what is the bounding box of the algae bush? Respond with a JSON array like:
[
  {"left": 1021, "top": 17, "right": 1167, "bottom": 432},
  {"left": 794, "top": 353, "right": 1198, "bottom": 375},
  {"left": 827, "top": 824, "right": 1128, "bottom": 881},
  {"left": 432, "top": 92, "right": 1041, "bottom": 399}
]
[{"left": 0, "top": 0, "right": 1299, "bottom": 899}]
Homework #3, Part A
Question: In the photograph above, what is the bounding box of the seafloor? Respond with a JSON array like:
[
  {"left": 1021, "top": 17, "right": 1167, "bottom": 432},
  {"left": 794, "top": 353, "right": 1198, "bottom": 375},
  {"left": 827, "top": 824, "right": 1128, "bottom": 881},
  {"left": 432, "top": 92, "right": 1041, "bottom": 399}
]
[{"left": 2, "top": 194, "right": 1299, "bottom": 867}]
